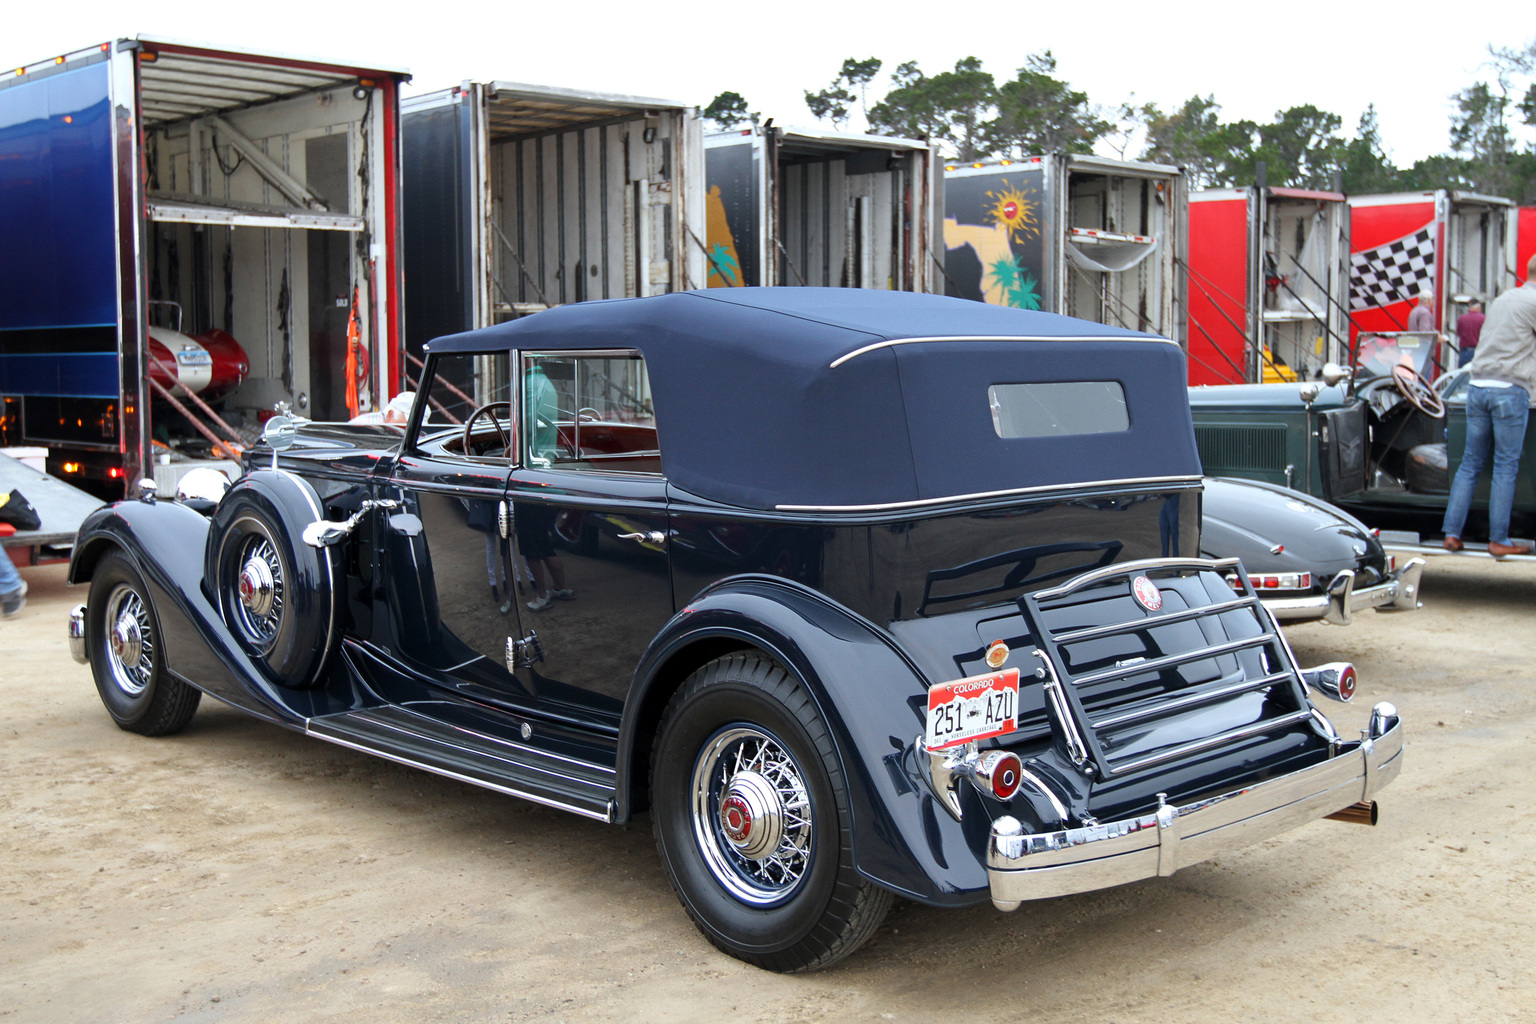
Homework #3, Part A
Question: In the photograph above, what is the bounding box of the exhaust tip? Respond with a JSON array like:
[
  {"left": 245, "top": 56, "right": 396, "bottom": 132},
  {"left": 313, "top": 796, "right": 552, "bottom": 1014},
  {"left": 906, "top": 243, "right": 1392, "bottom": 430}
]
[{"left": 1325, "top": 800, "right": 1378, "bottom": 826}]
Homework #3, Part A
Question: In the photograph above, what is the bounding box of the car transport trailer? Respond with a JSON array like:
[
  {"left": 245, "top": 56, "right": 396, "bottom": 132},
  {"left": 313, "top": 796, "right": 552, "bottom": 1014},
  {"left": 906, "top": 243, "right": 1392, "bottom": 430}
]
[
  {"left": 943, "top": 154, "right": 1186, "bottom": 342},
  {"left": 705, "top": 126, "right": 941, "bottom": 292},
  {"left": 402, "top": 81, "right": 705, "bottom": 366},
  {"left": 0, "top": 37, "right": 407, "bottom": 496}
]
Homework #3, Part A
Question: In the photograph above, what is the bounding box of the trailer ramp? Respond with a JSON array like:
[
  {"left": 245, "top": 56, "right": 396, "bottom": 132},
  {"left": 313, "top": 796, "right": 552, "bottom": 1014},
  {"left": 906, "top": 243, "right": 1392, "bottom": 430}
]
[{"left": 0, "top": 454, "right": 104, "bottom": 565}]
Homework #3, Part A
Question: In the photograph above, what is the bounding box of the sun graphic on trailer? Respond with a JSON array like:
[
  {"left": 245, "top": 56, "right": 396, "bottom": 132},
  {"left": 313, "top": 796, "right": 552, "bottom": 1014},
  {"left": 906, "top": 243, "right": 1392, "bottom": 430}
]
[{"left": 985, "top": 183, "right": 1040, "bottom": 244}]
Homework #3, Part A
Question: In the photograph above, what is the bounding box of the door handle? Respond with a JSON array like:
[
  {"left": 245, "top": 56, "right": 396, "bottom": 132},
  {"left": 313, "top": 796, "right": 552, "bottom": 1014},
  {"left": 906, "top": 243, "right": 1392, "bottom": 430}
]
[{"left": 618, "top": 530, "right": 666, "bottom": 545}]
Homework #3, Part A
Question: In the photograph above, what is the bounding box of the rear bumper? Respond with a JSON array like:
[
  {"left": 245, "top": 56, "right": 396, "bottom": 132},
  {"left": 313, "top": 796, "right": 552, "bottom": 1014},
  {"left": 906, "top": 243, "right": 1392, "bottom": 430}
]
[
  {"left": 987, "top": 703, "right": 1403, "bottom": 909},
  {"left": 1264, "top": 557, "right": 1425, "bottom": 624}
]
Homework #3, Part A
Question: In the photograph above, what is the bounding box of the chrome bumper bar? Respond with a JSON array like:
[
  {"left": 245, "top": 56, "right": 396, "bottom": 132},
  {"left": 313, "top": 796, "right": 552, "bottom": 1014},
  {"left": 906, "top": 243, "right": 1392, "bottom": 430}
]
[
  {"left": 1264, "top": 557, "right": 1425, "bottom": 625},
  {"left": 68, "top": 604, "right": 88, "bottom": 664},
  {"left": 987, "top": 703, "right": 1403, "bottom": 910}
]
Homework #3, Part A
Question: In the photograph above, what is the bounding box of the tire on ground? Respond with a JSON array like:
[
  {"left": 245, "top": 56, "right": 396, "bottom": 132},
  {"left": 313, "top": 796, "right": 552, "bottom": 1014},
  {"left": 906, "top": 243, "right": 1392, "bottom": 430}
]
[
  {"left": 651, "top": 653, "right": 893, "bottom": 972},
  {"left": 87, "top": 549, "right": 201, "bottom": 736}
]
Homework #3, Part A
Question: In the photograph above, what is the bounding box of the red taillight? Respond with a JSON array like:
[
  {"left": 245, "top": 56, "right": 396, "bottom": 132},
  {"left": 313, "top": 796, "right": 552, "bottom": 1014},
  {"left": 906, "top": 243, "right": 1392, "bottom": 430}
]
[
  {"left": 977, "top": 750, "right": 1024, "bottom": 801},
  {"left": 1338, "top": 665, "right": 1357, "bottom": 701}
]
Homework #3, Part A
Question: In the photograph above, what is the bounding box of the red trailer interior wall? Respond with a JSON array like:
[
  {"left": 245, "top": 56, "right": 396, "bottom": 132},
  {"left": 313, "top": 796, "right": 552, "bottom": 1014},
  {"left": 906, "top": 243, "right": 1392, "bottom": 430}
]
[
  {"left": 1348, "top": 198, "right": 1437, "bottom": 342},
  {"left": 1186, "top": 197, "right": 1249, "bottom": 385},
  {"left": 1518, "top": 207, "right": 1536, "bottom": 285}
]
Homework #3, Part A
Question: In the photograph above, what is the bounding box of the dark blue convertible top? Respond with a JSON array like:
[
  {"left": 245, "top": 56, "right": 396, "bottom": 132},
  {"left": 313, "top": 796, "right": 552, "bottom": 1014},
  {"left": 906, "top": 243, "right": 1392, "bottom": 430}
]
[{"left": 428, "top": 289, "right": 1201, "bottom": 510}]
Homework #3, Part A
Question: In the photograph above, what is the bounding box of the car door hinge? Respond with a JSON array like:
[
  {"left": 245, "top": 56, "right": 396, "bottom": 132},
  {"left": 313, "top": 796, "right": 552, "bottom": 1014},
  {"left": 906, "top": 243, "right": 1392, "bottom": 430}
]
[
  {"left": 498, "top": 500, "right": 510, "bottom": 539},
  {"left": 506, "top": 631, "right": 544, "bottom": 671}
]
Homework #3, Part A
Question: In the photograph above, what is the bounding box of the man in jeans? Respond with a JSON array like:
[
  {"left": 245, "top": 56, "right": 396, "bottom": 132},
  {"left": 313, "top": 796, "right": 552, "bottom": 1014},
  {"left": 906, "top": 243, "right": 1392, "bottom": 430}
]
[
  {"left": 1442, "top": 256, "right": 1536, "bottom": 557},
  {"left": 0, "top": 545, "right": 25, "bottom": 618}
]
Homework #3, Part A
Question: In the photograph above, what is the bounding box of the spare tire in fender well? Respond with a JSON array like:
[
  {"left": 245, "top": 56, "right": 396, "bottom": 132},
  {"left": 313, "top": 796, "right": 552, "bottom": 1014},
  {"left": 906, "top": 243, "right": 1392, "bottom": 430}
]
[{"left": 206, "top": 470, "right": 339, "bottom": 689}]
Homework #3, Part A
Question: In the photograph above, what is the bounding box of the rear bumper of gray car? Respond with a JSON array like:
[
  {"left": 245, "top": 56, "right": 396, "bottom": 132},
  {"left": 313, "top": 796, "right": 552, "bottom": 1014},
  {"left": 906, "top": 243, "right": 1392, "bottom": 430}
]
[
  {"left": 987, "top": 704, "right": 1403, "bottom": 909},
  {"left": 1264, "top": 557, "right": 1425, "bottom": 625}
]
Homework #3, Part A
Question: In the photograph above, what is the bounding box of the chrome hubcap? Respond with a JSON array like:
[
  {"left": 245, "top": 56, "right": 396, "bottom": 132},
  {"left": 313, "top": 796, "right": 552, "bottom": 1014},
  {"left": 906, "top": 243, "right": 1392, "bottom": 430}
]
[
  {"left": 691, "top": 726, "right": 812, "bottom": 906},
  {"left": 718, "top": 770, "right": 785, "bottom": 861},
  {"left": 110, "top": 613, "right": 142, "bottom": 667},
  {"left": 103, "top": 583, "right": 153, "bottom": 697},
  {"left": 238, "top": 556, "right": 276, "bottom": 618},
  {"left": 229, "top": 526, "right": 284, "bottom": 651}
]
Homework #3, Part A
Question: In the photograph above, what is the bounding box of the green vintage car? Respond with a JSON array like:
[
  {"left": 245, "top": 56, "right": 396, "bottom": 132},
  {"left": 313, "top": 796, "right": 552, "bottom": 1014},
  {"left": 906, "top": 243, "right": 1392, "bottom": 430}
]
[{"left": 1188, "top": 360, "right": 1535, "bottom": 551}]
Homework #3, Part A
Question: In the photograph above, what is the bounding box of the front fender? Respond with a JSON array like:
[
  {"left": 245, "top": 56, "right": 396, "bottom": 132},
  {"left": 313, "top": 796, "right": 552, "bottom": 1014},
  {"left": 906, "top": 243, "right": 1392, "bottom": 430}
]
[
  {"left": 67, "top": 498, "right": 353, "bottom": 726},
  {"left": 618, "top": 575, "right": 988, "bottom": 906}
]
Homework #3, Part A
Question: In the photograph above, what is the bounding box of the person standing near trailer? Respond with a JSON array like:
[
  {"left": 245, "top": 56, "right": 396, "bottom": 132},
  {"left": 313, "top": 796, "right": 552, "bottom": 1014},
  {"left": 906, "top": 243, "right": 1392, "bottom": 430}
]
[
  {"left": 1442, "top": 257, "right": 1536, "bottom": 557},
  {"left": 1456, "top": 300, "right": 1486, "bottom": 367}
]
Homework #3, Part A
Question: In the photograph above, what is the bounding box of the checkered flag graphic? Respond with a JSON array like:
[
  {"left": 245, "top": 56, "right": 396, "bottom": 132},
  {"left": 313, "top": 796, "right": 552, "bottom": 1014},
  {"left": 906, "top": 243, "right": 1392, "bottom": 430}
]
[{"left": 1349, "top": 227, "right": 1435, "bottom": 311}]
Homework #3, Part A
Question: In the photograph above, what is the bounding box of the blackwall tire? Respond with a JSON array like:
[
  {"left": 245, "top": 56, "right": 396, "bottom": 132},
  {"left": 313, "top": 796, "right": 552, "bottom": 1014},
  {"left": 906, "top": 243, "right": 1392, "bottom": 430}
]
[
  {"left": 208, "top": 471, "right": 338, "bottom": 689},
  {"left": 87, "top": 550, "right": 201, "bottom": 736},
  {"left": 651, "top": 654, "right": 892, "bottom": 972}
]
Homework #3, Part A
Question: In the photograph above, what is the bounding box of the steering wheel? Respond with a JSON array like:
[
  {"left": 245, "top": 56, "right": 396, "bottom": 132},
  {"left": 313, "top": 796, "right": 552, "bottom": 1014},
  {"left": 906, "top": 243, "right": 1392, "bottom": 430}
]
[
  {"left": 462, "top": 401, "right": 512, "bottom": 456},
  {"left": 1391, "top": 364, "right": 1447, "bottom": 419}
]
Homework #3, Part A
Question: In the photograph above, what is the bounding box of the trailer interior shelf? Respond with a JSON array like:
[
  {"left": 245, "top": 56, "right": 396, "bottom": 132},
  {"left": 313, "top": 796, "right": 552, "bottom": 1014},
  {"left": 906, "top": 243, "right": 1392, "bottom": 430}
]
[
  {"left": 1068, "top": 226, "right": 1155, "bottom": 246},
  {"left": 148, "top": 193, "right": 365, "bottom": 232}
]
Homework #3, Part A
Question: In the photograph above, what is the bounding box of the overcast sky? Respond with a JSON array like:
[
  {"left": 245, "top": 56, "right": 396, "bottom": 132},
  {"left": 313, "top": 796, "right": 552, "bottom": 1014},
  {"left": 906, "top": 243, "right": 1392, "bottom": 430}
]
[{"left": 4, "top": 1, "right": 1528, "bottom": 167}]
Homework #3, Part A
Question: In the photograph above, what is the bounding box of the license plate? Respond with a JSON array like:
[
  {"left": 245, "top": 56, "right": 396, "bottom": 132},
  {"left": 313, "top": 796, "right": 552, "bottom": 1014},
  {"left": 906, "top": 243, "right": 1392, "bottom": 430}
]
[{"left": 925, "top": 668, "right": 1020, "bottom": 750}]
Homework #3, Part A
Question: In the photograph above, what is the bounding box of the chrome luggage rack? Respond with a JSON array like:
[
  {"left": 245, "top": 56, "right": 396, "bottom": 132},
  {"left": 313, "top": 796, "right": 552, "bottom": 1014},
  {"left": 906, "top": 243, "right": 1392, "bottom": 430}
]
[{"left": 1017, "top": 557, "right": 1316, "bottom": 779}]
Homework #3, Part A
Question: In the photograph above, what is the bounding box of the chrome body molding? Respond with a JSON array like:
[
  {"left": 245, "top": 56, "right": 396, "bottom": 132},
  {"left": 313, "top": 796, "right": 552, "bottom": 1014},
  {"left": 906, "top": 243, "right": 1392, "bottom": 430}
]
[
  {"left": 1263, "top": 557, "right": 1425, "bottom": 624},
  {"left": 68, "top": 604, "right": 89, "bottom": 664},
  {"left": 986, "top": 704, "right": 1403, "bottom": 910},
  {"left": 828, "top": 332, "right": 1177, "bottom": 369},
  {"left": 775, "top": 476, "right": 1202, "bottom": 514},
  {"left": 305, "top": 724, "right": 617, "bottom": 823}
]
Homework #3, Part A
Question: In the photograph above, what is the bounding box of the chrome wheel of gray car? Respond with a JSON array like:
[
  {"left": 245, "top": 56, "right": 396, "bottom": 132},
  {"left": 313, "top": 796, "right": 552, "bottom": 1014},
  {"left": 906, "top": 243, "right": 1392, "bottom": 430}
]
[
  {"left": 230, "top": 521, "right": 285, "bottom": 653},
  {"left": 690, "top": 725, "right": 814, "bottom": 905},
  {"left": 103, "top": 581, "right": 154, "bottom": 698}
]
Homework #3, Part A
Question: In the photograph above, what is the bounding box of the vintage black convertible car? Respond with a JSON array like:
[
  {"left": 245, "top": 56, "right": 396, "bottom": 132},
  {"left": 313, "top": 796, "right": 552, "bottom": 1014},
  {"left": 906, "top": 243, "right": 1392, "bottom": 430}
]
[{"left": 66, "top": 289, "right": 1402, "bottom": 972}]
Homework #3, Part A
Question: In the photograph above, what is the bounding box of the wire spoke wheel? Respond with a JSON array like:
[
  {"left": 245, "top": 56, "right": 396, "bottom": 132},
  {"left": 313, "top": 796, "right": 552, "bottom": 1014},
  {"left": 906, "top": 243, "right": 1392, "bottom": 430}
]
[
  {"left": 691, "top": 726, "right": 814, "bottom": 906},
  {"left": 231, "top": 524, "right": 285, "bottom": 653},
  {"left": 86, "top": 550, "right": 200, "bottom": 736},
  {"left": 103, "top": 582, "right": 155, "bottom": 698}
]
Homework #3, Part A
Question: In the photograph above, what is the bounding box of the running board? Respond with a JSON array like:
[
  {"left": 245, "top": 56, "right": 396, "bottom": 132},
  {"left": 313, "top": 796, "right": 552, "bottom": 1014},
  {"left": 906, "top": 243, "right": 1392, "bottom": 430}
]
[
  {"left": 306, "top": 706, "right": 617, "bottom": 822},
  {"left": 1378, "top": 530, "right": 1536, "bottom": 563}
]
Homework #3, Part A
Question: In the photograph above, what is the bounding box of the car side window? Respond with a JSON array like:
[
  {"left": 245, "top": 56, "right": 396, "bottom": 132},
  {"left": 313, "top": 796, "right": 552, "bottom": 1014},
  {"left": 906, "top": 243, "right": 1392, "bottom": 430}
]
[
  {"left": 521, "top": 352, "right": 660, "bottom": 474},
  {"left": 414, "top": 351, "right": 517, "bottom": 462}
]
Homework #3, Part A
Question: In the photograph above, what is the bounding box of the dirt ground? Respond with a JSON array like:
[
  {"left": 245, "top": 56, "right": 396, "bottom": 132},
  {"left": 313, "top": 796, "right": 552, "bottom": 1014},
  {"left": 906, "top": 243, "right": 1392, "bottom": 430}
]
[{"left": 2, "top": 553, "right": 1533, "bottom": 1024}]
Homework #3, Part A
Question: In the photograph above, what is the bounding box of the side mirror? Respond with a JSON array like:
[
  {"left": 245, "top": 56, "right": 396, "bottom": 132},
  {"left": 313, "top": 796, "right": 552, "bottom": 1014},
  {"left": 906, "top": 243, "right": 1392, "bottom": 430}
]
[
  {"left": 1320, "top": 362, "right": 1348, "bottom": 387},
  {"left": 263, "top": 415, "right": 298, "bottom": 450}
]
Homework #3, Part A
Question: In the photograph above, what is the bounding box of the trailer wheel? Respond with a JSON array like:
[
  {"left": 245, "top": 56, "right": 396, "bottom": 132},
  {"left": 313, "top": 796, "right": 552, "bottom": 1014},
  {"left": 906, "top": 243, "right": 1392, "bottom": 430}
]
[
  {"left": 651, "top": 654, "right": 892, "bottom": 972},
  {"left": 209, "top": 472, "right": 338, "bottom": 689},
  {"left": 87, "top": 550, "right": 201, "bottom": 735}
]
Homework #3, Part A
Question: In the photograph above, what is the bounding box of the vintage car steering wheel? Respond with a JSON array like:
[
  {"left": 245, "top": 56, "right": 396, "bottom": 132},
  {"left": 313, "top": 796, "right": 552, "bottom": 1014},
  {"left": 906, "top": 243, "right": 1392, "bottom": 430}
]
[
  {"left": 1391, "top": 364, "right": 1447, "bottom": 419},
  {"left": 462, "top": 401, "right": 512, "bottom": 456}
]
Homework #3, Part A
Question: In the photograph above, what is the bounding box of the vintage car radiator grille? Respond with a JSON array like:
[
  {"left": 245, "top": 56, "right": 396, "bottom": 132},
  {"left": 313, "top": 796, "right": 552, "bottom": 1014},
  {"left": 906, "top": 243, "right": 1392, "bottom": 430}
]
[
  {"left": 1017, "top": 557, "right": 1314, "bottom": 779},
  {"left": 1194, "top": 423, "right": 1289, "bottom": 475}
]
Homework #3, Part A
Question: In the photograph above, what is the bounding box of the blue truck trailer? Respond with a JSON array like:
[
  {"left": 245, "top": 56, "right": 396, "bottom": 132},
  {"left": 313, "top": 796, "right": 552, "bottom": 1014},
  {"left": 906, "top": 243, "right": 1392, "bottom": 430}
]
[{"left": 0, "top": 37, "right": 408, "bottom": 496}]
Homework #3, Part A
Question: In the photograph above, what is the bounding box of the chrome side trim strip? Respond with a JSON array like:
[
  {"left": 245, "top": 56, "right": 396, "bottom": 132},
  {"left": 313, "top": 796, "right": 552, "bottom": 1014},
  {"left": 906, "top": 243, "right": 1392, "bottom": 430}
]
[
  {"left": 829, "top": 332, "right": 1174, "bottom": 368},
  {"left": 775, "top": 476, "right": 1202, "bottom": 513},
  {"left": 306, "top": 728, "right": 615, "bottom": 823},
  {"left": 356, "top": 709, "right": 617, "bottom": 776}
]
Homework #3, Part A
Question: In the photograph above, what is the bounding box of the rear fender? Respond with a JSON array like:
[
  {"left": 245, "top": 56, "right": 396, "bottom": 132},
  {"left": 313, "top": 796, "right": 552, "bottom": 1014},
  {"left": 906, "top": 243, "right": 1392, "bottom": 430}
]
[{"left": 619, "top": 575, "right": 987, "bottom": 906}]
